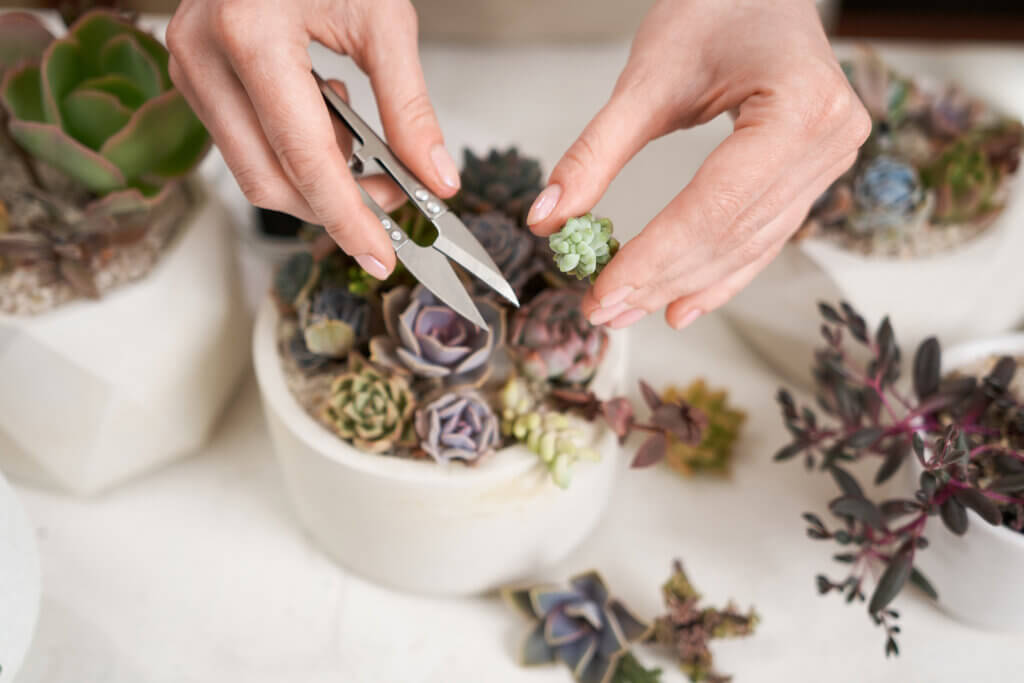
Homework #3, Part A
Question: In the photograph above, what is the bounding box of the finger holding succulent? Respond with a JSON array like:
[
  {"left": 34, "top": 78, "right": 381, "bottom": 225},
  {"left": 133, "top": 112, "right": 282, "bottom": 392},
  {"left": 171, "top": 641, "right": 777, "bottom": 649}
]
[{"left": 526, "top": 0, "right": 871, "bottom": 331}]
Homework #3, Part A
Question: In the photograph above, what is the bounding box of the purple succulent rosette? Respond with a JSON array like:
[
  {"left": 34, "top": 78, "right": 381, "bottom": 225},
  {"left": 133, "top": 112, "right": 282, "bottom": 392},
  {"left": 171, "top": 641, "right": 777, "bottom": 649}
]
[
  {"left": 463, "top": 211, "right": 541, "bottom": 299},
  {"left": 503, "top": 571, "right": 651, "bottom": 683},
  {"left": 509, "top": 288, "right": 609, "bottom": 386},
  {"left": 414, "top": 389, "right": 500, "bottom": 464},
  {"left": 369, "top": 284, "right": 505, "bottom": 386}
]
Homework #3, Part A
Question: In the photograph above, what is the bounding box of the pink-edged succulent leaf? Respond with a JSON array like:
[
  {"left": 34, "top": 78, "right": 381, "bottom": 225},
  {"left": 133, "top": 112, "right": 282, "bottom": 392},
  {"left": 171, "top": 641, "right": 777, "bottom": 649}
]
[
  {"left": 0, "top": 11, "right": 54, "bottom": 70},
  {"left": 99, "top": 33, "right": 161, "bottom": 99},
  {"left": 84, "top": 181, "right": 178, "bottom": 217},
  {"left": 41, "top": 39, "right": 84, "bottom": 126},
  {"left": 606, "top": 598, "right": 652, "bottom": 643},
  {"left": 74, "top": 74, "right": 146, "bottom": 109},
  {"left": 632, "top": 434, "right": 667, "bottom": 468},
  {"left": 99, "top": 89, "right": 209, "bottom": 182},
  {"left": 61, "top": 88, "right": 132, "bottom": 149},
  {"left": 8, "top": 119, "right": 125, "bottom": 193},
  {"left": 1, "top": 63, "right": 45, "bottom": 122},
  {"left": 69, "top": 10, "right": 172, "bottom": 88}
]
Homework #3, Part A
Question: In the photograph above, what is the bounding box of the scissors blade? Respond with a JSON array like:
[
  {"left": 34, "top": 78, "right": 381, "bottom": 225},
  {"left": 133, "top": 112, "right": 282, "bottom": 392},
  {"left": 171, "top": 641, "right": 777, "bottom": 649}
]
[
  {"left": 395, "top": 242, "right": 488, "bottom": 329},
  {"left": 430, "top": 212, "right": 520, "bottom": 308}
]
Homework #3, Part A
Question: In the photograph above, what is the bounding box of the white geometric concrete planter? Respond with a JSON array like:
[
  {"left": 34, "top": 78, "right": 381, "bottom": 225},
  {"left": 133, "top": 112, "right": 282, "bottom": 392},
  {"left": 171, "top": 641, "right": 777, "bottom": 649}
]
[
  {"left": 253, "top": 297, "right": 629, "bottom": 597},
  {"left": 723, "top": 170, "right": 1024, "bottom": 389},
  {"left": 909, "top": 334, "right": 1024, "bottom": 632},
  {"left": 0, "top": 182, "right": 250, "bottom": 496},
  {"left": 0, "top": 471, "right": 39, "bottom": 682}
]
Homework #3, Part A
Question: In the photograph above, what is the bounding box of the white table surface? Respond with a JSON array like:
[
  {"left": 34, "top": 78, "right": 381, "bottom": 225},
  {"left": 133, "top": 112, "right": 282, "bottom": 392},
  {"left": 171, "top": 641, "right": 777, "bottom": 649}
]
[{"left": 8, "top": 14, "right": 1024, "bottom": 683}]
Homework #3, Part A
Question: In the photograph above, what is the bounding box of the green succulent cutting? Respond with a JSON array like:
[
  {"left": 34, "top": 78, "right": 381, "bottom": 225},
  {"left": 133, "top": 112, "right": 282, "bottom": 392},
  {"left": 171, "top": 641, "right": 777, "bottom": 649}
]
[{"left": 549, "top": 213, "right": 619, "bottom": 281}]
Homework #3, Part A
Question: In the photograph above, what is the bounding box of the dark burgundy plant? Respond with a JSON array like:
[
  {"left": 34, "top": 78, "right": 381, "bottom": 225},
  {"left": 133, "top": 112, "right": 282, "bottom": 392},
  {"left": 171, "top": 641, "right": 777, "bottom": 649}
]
[
  {"left": 774, "top": 301, "right": 1024, "bottom": 656},
  {"left": 631, "top": 381, "right": 706, "bottom": 468}
]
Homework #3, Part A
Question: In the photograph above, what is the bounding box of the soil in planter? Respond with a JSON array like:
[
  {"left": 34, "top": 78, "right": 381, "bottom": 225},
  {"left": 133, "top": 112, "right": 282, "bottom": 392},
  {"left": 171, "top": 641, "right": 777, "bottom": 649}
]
[
  {"left": 794, "top": 49, "right": 1023, "bottom": 259},
  {"left": 0, "top": 134, "right": 190, "bottom": 315}
]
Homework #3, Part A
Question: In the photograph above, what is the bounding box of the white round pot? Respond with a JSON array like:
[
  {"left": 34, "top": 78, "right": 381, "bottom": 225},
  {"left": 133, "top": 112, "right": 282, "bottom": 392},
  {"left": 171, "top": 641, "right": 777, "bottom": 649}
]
[
  {"left": 0, "top": 471, "right": 40, "bottom": 682},
  {"left": 723, "top": 171, "right": 1024, "bottom": 389},
  {"left": 253, "top": 297, "right": 628, "bottom": 596},
  {"left": 908, "top": 333, "right": 1024, "bottom": 632},
  {"left": 0, "top": 181, "right": 251, "bottom": 496}
]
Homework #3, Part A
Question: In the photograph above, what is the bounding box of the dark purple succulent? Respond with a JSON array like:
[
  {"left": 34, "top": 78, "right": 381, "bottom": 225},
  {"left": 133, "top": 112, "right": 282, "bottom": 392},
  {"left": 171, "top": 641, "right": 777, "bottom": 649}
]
[
  {"left": 369, "top": 284, "right": 505, "bottom": 386},
  {"left": 464, "top": 211, "right": 541, "bottom": 299},
  {"left": 503, "top": 571, "right": 651, "bottom": 683},
  {"left": 415, "top": 389, "right": 499, "bottom": 464}
]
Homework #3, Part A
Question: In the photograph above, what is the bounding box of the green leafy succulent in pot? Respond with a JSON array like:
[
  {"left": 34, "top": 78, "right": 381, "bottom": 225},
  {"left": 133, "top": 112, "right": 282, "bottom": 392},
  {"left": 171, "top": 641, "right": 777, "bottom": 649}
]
[
  {"left": 509, "top": 288, "right": 609, "bottom": 386},
  {"left": 457, "top": 147, "right": 543, "bottom": 223},
  {"left": 321, "top": 353, "right": 417, "bottom": 454},
  {"left": 369, "top": 284, "right": 505, "bottom": 387},
  {"left": 1, "top": 10, "right": 209, "bottom": 201},
  {"left": 502, "top": 571, "right": 652, "bottom": 683},
  {"left": 414, "top": 388, "right": 500, "bottom": 464}
]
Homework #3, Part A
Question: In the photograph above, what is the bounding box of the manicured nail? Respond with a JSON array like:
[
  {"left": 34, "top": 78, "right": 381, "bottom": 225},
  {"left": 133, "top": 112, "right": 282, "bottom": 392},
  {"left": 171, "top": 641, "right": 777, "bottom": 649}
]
[
  {"left": 599, "top": 286, "right": 634, "bottom": 309},
  {"left": 430, "top": 144, "right": 460, "bottom": 190},
  {"left": 672, "top": 308, "right": 703, "bottom": 330},
  {"left": 609, "top": 307, "right": 646, "bottom": 329},
  {"left": 354, "top": 254, "right": 388, "bottom": 280},
  {"left": 527, "top": 184, "right": 561, "bottom": 225},
  {"left": 589, "top": 301, "right": 630, "bottom": 326}
]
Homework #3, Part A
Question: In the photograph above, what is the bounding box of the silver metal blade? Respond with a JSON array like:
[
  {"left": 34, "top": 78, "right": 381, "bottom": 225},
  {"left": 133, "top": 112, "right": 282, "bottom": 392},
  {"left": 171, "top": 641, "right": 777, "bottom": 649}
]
[
  {"left": 431, "top": 212, "right": 520, "bottom": 308},
  {"left": 395, "top": 242, "right": 488, "bottom": 329}
]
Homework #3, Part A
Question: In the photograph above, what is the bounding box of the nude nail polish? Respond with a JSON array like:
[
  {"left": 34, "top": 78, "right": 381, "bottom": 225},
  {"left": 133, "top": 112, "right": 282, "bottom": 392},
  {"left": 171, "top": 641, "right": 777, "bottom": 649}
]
[
  {"left": 355, "top": 254, "right": 389, "bottom": 280},
  {"left": 527, "top": 184, "right": 561, "bottom": 225},
  {"left": 431, "top": 144, "right": 460, "bottom": 190},
  {"left": 609, "top": 308, "right": 646, "bottom": 329},
  {"left": 673, "top": 308, "right": 703, "bottom": 330},
  {"left": 599, "top": 286, "right": 634, "bottom": 309},
  {"left": 589, "top": 301, "right": 630, "bottom": 326}
]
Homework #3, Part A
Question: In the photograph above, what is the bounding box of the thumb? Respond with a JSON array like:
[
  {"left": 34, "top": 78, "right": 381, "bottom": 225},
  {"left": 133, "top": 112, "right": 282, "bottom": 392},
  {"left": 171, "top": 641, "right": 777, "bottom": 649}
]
[{"left": 527, "top": 94, "right": 651, "bottom": 235}]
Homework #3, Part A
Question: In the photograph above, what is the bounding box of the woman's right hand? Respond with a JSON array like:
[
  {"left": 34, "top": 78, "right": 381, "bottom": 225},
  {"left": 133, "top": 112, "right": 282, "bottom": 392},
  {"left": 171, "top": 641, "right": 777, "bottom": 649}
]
[{"left": 166, "top": 0, "right": 460, "bottom": 279}]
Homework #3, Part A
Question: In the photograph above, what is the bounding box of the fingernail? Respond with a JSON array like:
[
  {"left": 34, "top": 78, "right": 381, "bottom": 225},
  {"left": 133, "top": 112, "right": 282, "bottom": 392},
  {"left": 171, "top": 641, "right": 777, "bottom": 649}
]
[
  {"left": 673, "top": 308, "right": 703, "bottom": 330},
  {"left": 527, "top": 184, "right": 561, "bottom": 225},
  {"left": 609, "top": 308, "right": 646, "bottom": 329},
  {"left": 354, "top": 254, "right": 389, "bottom": 280},
  {"left": 599, "top": 286, "right": 634, "bottom": 309},
  {"left": 430, "top": 144, "right": 460, "bottom": 190},
  {"left": 589, "top": 301, "right": 630, "bottom": 326}
]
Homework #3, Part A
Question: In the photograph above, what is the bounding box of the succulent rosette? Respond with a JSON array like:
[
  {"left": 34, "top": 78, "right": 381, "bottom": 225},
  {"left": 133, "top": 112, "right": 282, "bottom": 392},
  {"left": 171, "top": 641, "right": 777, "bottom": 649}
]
[
  {"left": 414, "top": 389, "right": 500, "bottom": 464},
  {"left": 0, "top": 11, "right": 209, "bottom": 203},
  {"left": 464, "top": 211, "right": 540, "bottom": 298},
  {"left": 458, "top": 147, "right": 543, "bottom": 222},
  {"left": 509, "top": 288, "right": 608, "bottom": 385},
  {"left": 503, "top": 571, "right": 651, "bottom": 683},
  {"left": 850, "top": 156, "right": 926, "bottom": 234},
  {"left": 370, "top": 284, "right": 505, "bottom": 386},
  {"left": 299, "top": 287, "right": 370, "bottom": 358},
  {"left": 549, "top": 214, "right": 619, "bottom": 281},
  {"left": 321, "top": 354, "right": 416, "bottom": 454}
]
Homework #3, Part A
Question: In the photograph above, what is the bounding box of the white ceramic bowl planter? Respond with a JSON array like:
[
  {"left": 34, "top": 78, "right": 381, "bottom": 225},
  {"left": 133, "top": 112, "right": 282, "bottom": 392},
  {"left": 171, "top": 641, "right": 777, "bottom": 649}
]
[
  {"left": 723, "top": 167, "right": 1024, "bottom": 388},
  {"left": 908, "top": 334, "right": 1024, "bottom": 632},
  {"left": 0, "top": 182, "right": 250, "bottom": 496},
  {"left": 0, "top": 471, "right": 40, "bottom": 682},
  {"left": 254, "top": 297, "right": 628, "bottom": 596}
]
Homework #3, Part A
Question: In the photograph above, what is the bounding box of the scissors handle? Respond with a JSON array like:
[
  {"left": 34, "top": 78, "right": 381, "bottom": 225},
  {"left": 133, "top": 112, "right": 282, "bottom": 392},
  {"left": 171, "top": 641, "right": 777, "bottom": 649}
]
[{"left": 313, "top": 70, "right": 448, "bottom": 222}]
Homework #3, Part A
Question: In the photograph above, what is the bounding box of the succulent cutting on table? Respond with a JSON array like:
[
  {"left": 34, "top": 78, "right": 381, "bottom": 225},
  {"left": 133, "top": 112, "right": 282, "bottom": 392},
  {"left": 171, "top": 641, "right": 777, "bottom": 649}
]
[
  {"left": 0, "top": 9, "right": 209, "bottom": 313},
  {"left": 795, "top": 47, "right": 1022, "bottom": 257}
]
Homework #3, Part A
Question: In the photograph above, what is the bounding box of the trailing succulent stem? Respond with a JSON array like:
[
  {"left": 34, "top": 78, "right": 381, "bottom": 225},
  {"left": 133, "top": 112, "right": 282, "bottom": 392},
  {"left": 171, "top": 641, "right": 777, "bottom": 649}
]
[{"left": 774, "top": 300, "right": 1024, "bottom": 655}]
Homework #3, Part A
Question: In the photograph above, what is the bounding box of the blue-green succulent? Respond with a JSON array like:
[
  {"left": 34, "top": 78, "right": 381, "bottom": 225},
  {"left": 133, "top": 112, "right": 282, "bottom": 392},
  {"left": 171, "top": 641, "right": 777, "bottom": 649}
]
[{"left": 549, "top": 214, "right": 619, "bottom": 280}]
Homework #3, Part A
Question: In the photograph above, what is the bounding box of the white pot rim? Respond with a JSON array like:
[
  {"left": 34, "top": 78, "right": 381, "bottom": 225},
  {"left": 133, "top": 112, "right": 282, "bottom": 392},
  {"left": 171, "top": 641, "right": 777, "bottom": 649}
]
[
  {"left": 909, "top": 332, "right": 1024, "bottom": 549},
  {"left": 252, "top": 295, "right": 627, "bottom": 487}
]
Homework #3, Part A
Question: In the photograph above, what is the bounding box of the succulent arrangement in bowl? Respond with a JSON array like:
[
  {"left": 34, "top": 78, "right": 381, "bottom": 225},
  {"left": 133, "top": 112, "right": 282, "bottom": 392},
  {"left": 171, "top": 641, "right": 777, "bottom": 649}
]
[
  {"left": 773, "top": 301, "right": 1024, "bottom": 653},
  {"left": 270, "top": 147, "right": 689, "bottom": 487},
  {"left": 0, "top": 9, "right": 209, "bottom": 313},
  {"left": 796, "top": 47, "right": 1022, "bottom": 257}
]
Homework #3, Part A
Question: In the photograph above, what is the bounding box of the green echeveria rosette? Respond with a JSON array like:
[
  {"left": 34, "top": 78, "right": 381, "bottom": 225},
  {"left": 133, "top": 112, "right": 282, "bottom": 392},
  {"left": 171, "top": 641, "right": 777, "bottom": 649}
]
[
  {"left": 0, "top": 10, "right": 209, "bottom": 208},
  {"left": 414, "top": 389, "right": 500, "bottom": 464},
  {"left": 549, "top": 214, "right": 619, "bottom": 281},
  {"left": 321, "top": 354, "right": 417, "bottom": 454}
]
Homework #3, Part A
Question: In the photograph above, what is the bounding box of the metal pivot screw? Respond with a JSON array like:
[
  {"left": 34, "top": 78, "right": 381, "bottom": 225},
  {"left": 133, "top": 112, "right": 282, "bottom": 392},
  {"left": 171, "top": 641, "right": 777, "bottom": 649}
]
[
  {"left": 391, "top": 230, "right": 402, "bottom": 241},
  {"left": 426, "top": 201, "right": 441, "bottom": 214},
  {"left": 414, "top": 188, "right": 429, "bottom": 201},
  {"left": 381, "top": 218, "right": 391, "bottom": 230}
]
